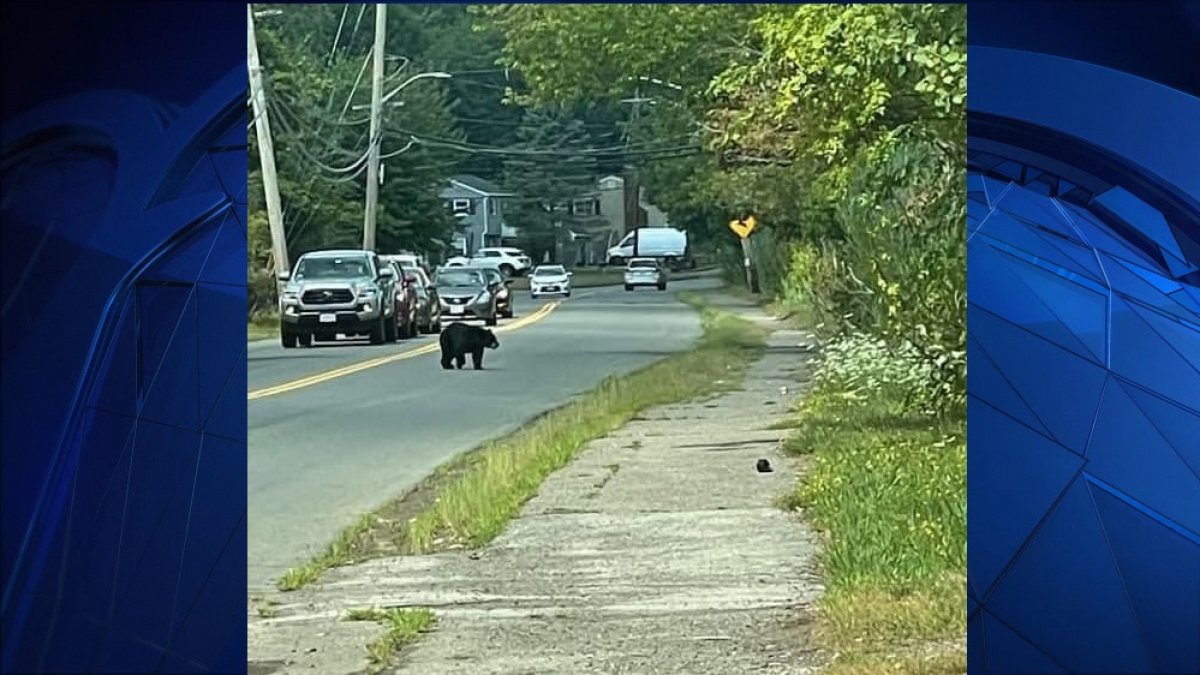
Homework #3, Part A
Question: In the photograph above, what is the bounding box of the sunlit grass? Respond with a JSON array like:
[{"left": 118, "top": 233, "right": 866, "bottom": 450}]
[{"left": 781, "top": 346, "right": 966, "bottom": 673}]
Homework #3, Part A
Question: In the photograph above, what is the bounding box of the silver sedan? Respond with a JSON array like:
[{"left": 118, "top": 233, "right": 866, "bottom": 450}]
[{"left": 623, "top": 258, "right": 667, "bottom": 291}]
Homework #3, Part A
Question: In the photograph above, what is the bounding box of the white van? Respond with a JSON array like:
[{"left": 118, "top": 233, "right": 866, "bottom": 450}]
[{"left": 606, "top": 227, "right": 689, "bottom": 267}]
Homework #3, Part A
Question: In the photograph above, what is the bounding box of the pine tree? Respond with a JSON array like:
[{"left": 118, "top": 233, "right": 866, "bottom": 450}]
[{"left": 502, "top": 107, "right": 599, "bottom": 262}]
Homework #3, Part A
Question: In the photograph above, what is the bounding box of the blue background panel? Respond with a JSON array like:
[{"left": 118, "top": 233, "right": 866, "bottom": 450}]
[
  {"left": 1, "top": 2, "right": 246, "bottom": 672},
  {"left": 968, "top": 2, "right": 1200, "bottom": 671}
]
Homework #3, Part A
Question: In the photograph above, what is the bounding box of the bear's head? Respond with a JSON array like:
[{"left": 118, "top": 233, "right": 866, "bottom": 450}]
[{"left": 484, "top": 329, "right": 499, "bottom": 349}]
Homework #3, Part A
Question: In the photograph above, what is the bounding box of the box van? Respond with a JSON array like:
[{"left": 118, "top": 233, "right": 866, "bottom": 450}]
[{"left": 606, "top": 227, "right": 690, "bottom": 268}]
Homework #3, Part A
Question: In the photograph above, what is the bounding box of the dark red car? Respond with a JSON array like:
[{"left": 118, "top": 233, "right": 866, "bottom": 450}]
[{"left": 388, "top": 261, "right": 420, "bottom": 339}]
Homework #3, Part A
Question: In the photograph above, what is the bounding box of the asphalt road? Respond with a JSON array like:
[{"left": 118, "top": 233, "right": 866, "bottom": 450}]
[{"left": 247, "top": 277, "right": 718, "bottom": 591}]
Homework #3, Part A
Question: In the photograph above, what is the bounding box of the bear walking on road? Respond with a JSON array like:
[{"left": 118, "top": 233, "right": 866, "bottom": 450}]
[{"left": 439, "top": 322, "right": 499, "bottom": 370}]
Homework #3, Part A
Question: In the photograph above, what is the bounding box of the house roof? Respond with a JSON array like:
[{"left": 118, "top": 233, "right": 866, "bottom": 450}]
[{"left": 449, "top": 174, "right": 514, "bottom": 197}]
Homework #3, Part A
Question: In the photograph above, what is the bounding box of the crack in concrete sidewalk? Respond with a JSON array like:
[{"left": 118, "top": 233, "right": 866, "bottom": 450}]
[{"left": 249, "top": 297, "right": 825, "bottom": 674}]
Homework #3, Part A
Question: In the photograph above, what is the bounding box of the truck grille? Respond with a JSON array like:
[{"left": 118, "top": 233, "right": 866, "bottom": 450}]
[{"left": 303, "top": 289, "right": 354, "bottom": 304}]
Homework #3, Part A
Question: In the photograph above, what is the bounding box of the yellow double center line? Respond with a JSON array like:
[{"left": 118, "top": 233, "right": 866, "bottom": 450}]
[{"left": 248, "top": 300, "right": 561, "bottom": 401}]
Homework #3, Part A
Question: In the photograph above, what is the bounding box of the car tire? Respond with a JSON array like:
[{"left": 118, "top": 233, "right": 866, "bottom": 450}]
[
  {"left": 610, "top": 256, "right": 625, "bottom": 266},
  {"left": 486, "top": 314, "right": 498, "bottom": 327},
  {"left": 370, "top": 315, "right": 386, "bottom": 345},
  {"left": 499, "top": 264, "right": 515, "bottom": 277},
  {"left": 565, "top": 290, "right": 571, "bottom": 298},
  {"left": 281, "top": 327, "right": 297, "bottom": 349},
  {"left": 624, "top": 284, "right": 633, "bottom": 291},
  {"left": 298, "top": 332, "right": 313, "bottom": 347},
  {"left": 658, "top": 283, "right": 666, "bottom": 291},
  {"left": 431, "top": 319, "right": 442, "bottom": 334}
]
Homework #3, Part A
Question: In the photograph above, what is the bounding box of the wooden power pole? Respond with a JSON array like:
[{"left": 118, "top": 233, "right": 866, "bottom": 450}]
[
  {"left": 247, "top": 5, "right": 289, "bottom": 282},
  {"left": 362, "top": 3, "right": 387, "bottom": 252}
]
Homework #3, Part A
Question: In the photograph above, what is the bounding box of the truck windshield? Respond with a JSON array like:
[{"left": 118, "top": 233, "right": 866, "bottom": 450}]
[{"left": 294, "top": 257, "right": 370, "bottom": 279}]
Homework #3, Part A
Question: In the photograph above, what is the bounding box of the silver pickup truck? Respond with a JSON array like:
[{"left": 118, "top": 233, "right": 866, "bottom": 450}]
[{"left": 278, "top": 250, "right": 398, "bottom": 347}]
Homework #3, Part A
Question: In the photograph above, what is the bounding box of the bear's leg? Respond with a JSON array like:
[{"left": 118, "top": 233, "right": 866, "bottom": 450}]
[
  {"left": 455, "top": 354, "right": 466, "bottom": 369},
  {"left": 440, "top": 354, "right": 453, "bottom": 369},
  {"left": 472, "top": 348, "right": 484, "bottom": 370}
]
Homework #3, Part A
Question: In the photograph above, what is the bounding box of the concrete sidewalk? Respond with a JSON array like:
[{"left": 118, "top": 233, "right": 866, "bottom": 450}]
[{"left": 248, "top": 297, "right": 824, "bottom": 674}]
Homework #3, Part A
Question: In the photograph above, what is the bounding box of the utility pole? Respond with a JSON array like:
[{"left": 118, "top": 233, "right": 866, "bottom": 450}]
[
  {"left": 362, "top": 3, "right": 387, "bottom": 252},
  {"left": 247, "top": 5, "right": 289, "bottom": 284},
  {"left": 740, "top": 237, "right": 760, "bottom": 293},
  {"left": 619, "top": 87, "right": 653, "bottom": 259}
]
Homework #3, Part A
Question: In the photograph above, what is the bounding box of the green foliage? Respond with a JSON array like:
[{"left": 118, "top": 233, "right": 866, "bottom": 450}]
[
  {"left": 479, "top": 4, "right": 761, "bottom": 107},
  {"left": 708, "top": 4, "right": 966, "bottom": 166},
  {"left": 837, "top": 130, "right": 966, "bottom": 409}
]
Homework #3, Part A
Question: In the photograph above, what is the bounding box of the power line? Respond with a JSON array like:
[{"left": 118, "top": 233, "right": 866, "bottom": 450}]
[
  {"left": 327, "top": 5, "right": 349, "bottom": 66},
  {"left": 389, "top": 128, "right": 699, "bottom": 158},
  {"left": 337, "top": 49, "right": 373, "bottom": 122},
  {"left": 268, "top": 96, "right": 375, "bottom": 175},
  {"left": 345, "top": 4, "right": 367, "bottom": 54}
]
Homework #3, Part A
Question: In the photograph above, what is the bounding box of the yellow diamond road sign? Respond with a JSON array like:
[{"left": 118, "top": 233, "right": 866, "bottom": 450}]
[{"left": 729, "top": 215, "right": 757, "bottom": 239}]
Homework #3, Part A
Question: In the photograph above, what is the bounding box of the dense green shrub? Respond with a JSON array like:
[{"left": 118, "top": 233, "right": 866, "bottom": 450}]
[{"left": 779, "top": 128, "right": 965, "bottom": 414}]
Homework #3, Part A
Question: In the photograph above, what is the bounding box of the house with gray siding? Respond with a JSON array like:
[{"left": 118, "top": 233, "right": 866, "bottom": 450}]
[{"left": 439, "top": 175, "right": 516, "bottom": 256}]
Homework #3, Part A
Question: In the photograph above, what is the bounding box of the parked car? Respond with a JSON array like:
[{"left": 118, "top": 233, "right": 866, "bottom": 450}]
[
  {"left": 470, "top": 247, "right": 533, "bottom": 277},
  {"left": 443, "top": 256, "right": 470, "bottom": 268},
  {"left": 408, "top": 266, "right": 441, "bottom": 331},
  {"left": 382, "top": 252, "right": 432, "bottom": 277},
  {"left": 476, "top": 267, "right": 515, "bottom": 318},
  {"left": 623, "top": 257, "right": 667, "bottom": 291},
  {"left": 278, "top": 250, "right": 398, "bottom": 347},
  {"left": 403, "top": 265, "right": 442, "bottom": 334},
  {"left": 388, "top": 261, "right": 420, "bottom": 339},
  {"left": 433, "top": 267, "right": 500, "bottom": 326},
  {"left": 529, "top": 264, "right": 573, "bottom": 298},
  {"left": 606, "top": 227, "right": 691, "bottom": 269}
]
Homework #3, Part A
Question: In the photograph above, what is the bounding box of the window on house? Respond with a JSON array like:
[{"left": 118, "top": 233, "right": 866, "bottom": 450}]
[
  {"left": 451, "top": 199, "right": 475, "bottom": 215},
  {"left": 572, "top": 199, "right": 597, "bottom": 217},
  {"left": 488, "top": 199, "right": 497, "bottom": 216}
]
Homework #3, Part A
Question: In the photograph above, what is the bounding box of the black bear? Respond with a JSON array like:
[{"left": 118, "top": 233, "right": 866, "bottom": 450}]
[{"left": 439, "top": 322, "right": 499, "bottom": 370}]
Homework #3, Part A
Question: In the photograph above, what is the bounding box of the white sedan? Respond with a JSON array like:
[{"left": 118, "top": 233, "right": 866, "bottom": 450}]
[{"left": 529, "top": 264, "right": 573, "bottom": 298}]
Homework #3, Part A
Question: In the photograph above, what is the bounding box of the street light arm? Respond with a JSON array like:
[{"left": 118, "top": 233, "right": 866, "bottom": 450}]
[
  {"left": 380, "top": 72, "right": 452, "bottom": 105},
  {"left": 380, "top": 138, "right": 416, "bottom": 160}
]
